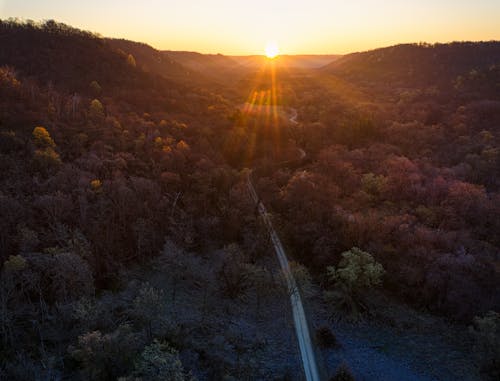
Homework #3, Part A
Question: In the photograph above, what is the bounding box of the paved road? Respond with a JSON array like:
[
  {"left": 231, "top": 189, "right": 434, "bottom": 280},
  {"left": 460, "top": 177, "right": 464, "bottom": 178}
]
[{"left": 247, "top": 174, "right": 321, "bottom": 381}]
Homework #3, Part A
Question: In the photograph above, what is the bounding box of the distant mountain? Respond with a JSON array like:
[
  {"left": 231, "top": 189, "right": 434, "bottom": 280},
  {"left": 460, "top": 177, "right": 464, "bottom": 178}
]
[
  {"left": 163, "top": 50, "right": 247, "bottom": 83},
  {"left": 165, "top": 51, "right": 340, "bottom": 83},
  {"left": 231, "top": 54, "right": 340, "bottom": 69},
  {"left": 321, "top": 42, "right": 500, "bottom": 91}
]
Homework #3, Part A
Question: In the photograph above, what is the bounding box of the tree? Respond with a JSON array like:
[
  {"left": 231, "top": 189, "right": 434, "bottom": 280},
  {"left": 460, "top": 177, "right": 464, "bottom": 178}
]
[
  {"left": 2, "top": 255, "right": 27, "bottom": 272},
  {"left": 133, "top": 218, "right": 162, "bottom": 259},
  {"left": 217, "top": 243, "right": 249, "bottom": 299},
  {"left": 290, "top": 261, "right": 315, "bottom": 297},
  {"left": 325, "top": 247, "right": 384, "bottom": 318},
  {"left": 133, "top": 340, "right": 193, "bottom": 381},
  {"left": 33, "top": 147, "right": 62, "bottom": 172},
  {"left": 32, "top": 126, "right": 55, "bottom": 149},
  {"left": 20, "top": 251, "right": 94, "bottom": 305},
  {"left": 32, "top": 127, "right": 61, "bottom": 173},
  {"left": 242, "top": 263, "right": 273, "bottom": 317},
  {"left": 469, "top": 311, "right": 500, "bottom": 380},
  {"left": 89, "top": 99, "right": 105, "bottom": 122},
  {"left": 127, "top": 54, "right": 136, "bottom": 68},
  {"left": 132, "top": 283, "right": 167, "bottom": 339},
  {"left": 89, "top": 80, "right": 101, "bottom": 96},
  {"left": 70, "top": 324, "right": 142, "bottom": 381},
  {"left": 17, "top": 225, "right": 39, "bottom": 253},
  {"left": 361, "top": 172, "right": 388, "bottom": 199},
  {"left": 0, "top": 130, "right": 23, "bottom": 153},
  {"left": 330, "top": 363, "right": 355, "bottom": 381}
]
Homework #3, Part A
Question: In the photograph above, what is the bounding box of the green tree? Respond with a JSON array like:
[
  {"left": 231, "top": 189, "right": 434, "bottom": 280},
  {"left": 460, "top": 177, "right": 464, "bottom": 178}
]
[
  {"left": 2, "top": 255, "right": 26, "bottom": 272},
  {"left": 134, "top": 340, "right": 194, "bottom": 381},
  {"left": 325, "top": 247, "right": 384, "bottom": 318}
]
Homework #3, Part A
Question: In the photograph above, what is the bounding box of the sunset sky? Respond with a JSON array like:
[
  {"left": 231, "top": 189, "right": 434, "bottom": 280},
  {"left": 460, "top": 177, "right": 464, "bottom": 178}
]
[{"left": 1, "top": 0, "right": 499, "bottom": 55}]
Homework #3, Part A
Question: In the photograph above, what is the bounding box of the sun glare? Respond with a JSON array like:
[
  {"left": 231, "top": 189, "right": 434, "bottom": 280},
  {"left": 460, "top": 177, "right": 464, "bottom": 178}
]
[{"left": 265, "top": 41, "right": 279, "bottom": 58}]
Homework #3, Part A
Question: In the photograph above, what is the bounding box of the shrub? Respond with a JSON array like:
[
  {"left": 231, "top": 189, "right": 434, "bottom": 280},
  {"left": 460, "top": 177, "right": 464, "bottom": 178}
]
[
  {"left": 470, "top": 311, "right": 500, "bottom": 380},
  {"left": 316, "top": 326, "right": 337, "bottom": 348},
  {"left": 330, "top": 363, "right": 355, "bottom": 381}
]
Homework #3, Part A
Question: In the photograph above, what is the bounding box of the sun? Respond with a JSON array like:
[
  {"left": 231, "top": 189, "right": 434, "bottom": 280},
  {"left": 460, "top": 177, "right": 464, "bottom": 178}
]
[{"left": 265, "top": 41, "right": 279, "bottom": 59}]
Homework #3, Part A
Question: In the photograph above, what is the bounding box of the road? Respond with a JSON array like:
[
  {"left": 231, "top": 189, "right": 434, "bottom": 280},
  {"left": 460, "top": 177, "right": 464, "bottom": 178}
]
[
  {"left": 247, "top": 174, "right": 321, "bottom": 381},
  {"left": 288, "top": 107, "right": 306, "bottom": 160},
  {"left": 289, "top": 107, "right": 299, "bottom": 124}
]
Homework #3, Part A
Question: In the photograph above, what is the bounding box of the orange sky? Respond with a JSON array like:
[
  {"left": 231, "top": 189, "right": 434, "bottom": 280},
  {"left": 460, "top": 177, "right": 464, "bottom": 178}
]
[{"left": 1, "top": 0, "right": 499, "bottom": 54}]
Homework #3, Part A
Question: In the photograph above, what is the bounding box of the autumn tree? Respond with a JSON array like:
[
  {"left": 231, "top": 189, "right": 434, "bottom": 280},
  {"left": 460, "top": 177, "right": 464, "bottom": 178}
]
[
  {"left": 89, "top": 80, "right": 101, "bottom": 96},
  {"left": 32, "top": 126, "right": 55, "bottom": 148},
  {"left": 89, "top": 99, "right": 105, "bottom": 122},
  {"left": 127, "top": 54, "right": 136, "bottom": 68},
  {"left": 31, "top": 126, "right": 61, "bottom": 173}
]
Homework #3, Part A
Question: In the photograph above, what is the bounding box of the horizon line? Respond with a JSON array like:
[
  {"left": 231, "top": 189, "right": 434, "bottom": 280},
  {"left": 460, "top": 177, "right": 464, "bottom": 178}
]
[{"left": 3, "top": 17, "right": 500, "bottom": 56}]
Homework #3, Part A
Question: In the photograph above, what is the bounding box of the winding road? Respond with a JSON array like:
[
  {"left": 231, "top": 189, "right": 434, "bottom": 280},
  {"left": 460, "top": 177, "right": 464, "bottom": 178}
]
[
  {"left": 247, "top": 175, "right": 320, "bottom": 381},
  {"left": 289, "top": 108, "right": 306, "bottom": 160}
]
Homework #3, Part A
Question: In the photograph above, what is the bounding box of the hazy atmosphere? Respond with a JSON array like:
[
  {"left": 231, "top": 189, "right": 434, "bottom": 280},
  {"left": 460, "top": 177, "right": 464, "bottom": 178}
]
[{"left": 1, "top": 0, "right": 500, "bottom": 54}]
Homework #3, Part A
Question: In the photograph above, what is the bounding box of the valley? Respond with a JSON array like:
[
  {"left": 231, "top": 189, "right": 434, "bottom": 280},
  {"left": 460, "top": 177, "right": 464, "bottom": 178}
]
[{"left": 0, "top": 18, "right": 499, "bottom": 381}]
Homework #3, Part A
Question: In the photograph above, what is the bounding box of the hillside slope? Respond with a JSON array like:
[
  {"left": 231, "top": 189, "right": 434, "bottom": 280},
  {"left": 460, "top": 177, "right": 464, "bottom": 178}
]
[
  {"left": 322, "top": 42, "right": 500, "bottom": 94},
  {"left": 108, "top": 39, "right": 211, "bottom": 85}
]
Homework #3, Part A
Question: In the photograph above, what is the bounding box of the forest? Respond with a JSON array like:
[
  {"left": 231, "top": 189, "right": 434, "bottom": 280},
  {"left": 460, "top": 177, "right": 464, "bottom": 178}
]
[{"left": 0, "top": 19, "right": 499, "bottom": 381}]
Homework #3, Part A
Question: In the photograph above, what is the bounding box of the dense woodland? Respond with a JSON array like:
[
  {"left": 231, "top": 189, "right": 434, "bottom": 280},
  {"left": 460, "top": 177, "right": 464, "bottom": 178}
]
[{"left": 0, "top": 20, "right": 499, "bottom": 380}]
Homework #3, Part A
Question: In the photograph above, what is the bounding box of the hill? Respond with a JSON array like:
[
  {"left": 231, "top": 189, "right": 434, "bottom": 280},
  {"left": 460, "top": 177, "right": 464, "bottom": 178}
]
[
  {"left": 322, "top": 42, "right": 500, "bottom": 95},
  {"left": 0, "top": 20, "right": 166, "bottom": 93},
  {"left": 0, "top": 19, "right": 235, "bottom": 117},
  {"left": 163, "top": 50, "right": 249, "bottom": 85},
  {"left": 107, "top": 39, "right": 210, "bottom": 85}
]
